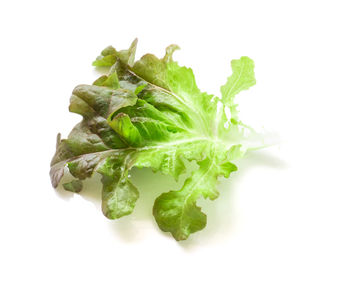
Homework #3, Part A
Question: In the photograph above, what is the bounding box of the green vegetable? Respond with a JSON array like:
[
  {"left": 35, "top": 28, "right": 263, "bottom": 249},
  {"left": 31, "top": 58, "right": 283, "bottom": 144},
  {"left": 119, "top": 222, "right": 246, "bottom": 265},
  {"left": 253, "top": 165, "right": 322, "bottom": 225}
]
[{"left": 50, "top": 39, "right": 257, "bottom": 241}]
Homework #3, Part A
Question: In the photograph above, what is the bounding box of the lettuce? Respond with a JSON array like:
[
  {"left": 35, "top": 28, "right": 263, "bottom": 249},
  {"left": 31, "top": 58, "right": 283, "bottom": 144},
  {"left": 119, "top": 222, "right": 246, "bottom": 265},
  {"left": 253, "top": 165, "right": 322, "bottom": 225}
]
[{"left": 50, "top": 39, "right": 257, "bottom": 241}]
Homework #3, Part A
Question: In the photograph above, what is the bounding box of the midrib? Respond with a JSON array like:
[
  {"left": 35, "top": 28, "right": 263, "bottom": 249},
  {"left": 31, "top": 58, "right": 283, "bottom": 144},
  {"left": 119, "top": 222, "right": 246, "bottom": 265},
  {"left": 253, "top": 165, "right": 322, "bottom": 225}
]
[{"left": 51, "top": 136, "right": 218, "bottom": 169}]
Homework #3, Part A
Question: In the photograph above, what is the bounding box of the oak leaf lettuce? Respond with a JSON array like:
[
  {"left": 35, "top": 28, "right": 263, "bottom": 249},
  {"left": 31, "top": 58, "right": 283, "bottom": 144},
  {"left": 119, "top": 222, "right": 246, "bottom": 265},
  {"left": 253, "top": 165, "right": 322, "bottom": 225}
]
[{"left": 50, "top": 39, "right": 256, "bottom": 241}]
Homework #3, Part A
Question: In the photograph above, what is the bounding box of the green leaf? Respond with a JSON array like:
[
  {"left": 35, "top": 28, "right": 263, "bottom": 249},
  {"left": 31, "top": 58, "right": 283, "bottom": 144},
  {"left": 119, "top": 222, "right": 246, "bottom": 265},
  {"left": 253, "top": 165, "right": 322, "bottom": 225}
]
[
  {"left": 153, "top": 157, "right": 237, "bottom": 240},
  {"left": 131, "top": 45, "right": 219, "bottom": 137},
  {"left": 220, "top": 56, "right": 256, "bottom": 107},
  {"left": 93, "top": 71, "right": 120, "bottom": 89},
  {"left": 98, "top": 156, "right": 139, "bottom": 219},
  {"left": 92, "top": 39, "right": 138, "bottom": 68},
  {"left": 50, "top": 40, "right": 259, "bottom": 241},
  {"left": 117, "top": 38, "right": 138, "bottom": 66},
  {"left": 92, "top": 46, "right": 118, "bottom": 66},
  {"left": 108, "top": 113, "right": 143, "bottom": 147},
  {"left": 63, "top": 180, "right": 83, "bottom": 193},
  {"left": 101, "top": 46, "right": 118, "bottom": 57},
  {"left": 134, "top": 84, "right": 147, "bottom": 95}
]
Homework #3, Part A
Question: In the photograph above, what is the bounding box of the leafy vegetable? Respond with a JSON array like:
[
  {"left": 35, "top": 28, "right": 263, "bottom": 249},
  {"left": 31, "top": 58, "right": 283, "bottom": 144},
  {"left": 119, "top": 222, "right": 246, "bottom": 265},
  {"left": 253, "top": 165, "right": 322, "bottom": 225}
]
[{"left": 50, "top": 39, "right": 257, "bottom": 241}]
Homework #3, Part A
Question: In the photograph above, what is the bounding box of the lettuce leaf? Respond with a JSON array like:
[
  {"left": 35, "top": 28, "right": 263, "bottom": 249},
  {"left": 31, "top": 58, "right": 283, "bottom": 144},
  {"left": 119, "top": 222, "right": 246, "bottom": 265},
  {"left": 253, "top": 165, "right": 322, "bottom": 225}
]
[{"left": 50, "top": 39, "right": 256, "bottom": 241}]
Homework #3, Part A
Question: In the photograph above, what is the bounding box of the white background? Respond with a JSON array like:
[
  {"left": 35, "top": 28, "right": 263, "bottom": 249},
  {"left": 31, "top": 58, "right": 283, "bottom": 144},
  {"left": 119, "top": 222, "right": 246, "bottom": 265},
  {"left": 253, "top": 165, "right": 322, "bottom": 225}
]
[{"left": 1, "top": 0, "right": 349, "bottom": 281}]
